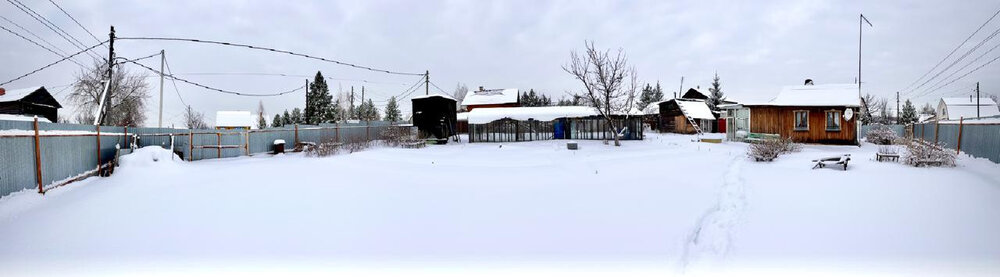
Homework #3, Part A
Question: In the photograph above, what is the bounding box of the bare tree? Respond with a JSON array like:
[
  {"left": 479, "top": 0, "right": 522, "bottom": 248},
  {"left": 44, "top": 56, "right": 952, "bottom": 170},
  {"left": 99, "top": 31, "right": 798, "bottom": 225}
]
[
  {"left": 183, "top": 105, "right": 209, "bottom": 129},
  {"left": 452, "top": 83, "right": 469, "bottom": 110},
  {"left": 69, "top": 59, "right": 150, "bottom": 127},
  {"left": 563, "top": 41, "right": 639, "bottom": 146}
]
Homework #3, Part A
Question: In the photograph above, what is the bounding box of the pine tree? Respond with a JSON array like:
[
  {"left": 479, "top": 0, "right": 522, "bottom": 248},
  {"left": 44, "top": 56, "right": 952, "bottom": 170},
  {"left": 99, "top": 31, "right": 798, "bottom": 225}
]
[
  {"left": 325, "top": 98, "right": 343, "bottom": 123},
  {"left": 653, "top": 81, "right": 664, "bottom": 103},
  {"left": 920, "top": 103, "right": 937, "bottom": 116},
  {"left": 638, "top": 83, "right": 655, "bottom": 110},
  {"left": 384, "top": 96, "right": 401, "bottom": 122},
  {"left": 271, "top": 114, "right": 282, "bottom": 127},
  {"left": 707, "top": 73, "right": 725, "bottom": 111},
  {"left": 291, "top": 108, "right": 303, "bottom": 124},
  {"left": 900, "top": 99, "right": 918, "bottom": 124},
  {"left": 305, "top": 71, "right": 332, "bottom": 124},
  {"left": 282, "top": 110, "right": 291, "bottom": 125},
  {"left": 363, "top": 99, "right": 379, "bottom": 121}
]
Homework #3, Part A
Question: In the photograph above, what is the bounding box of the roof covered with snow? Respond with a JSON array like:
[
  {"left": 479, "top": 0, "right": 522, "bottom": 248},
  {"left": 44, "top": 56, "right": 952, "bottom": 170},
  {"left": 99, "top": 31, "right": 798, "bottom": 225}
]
[
  {"left": 467, "top": 106, "right": 597, "bottom": 124},
  {"left": 462, "top": 88, "right": 518, "bottom": 106},
  {"left": 0, "top": 86, "right": 43, "bottom": 102},
  {"left": 0, "top": 114, "right": 52, "bottom": 123},
  {"left": 939, "top": 98, "right": 1000, "bottom": 120},
  {"left": 456, "top": 112, "right": 469, "bottom": 121},
  {"left": 749, "top": 84, "right": 860, "bottom": 107},
  {"left": 411, "top": 93, "right": 456, "bottom": 101},
  {"left": 941, "top": 97, "right": 997, "bottom": 106},
  {"left": 215, "top": 111, "right": 254, "bottom": 128},
  {"left": 675, "top": 99, "right": 716, "bottom": 120}
]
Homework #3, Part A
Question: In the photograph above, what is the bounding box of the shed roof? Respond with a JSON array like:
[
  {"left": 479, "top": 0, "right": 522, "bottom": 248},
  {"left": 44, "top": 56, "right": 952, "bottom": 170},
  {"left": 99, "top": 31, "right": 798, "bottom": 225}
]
[
  {"left": 0, "top": 114, "right": 52, "bottom": 122},
  {"left": 675, "top": 99, "right": 716, "bottom": 120},
  {"left": 467, "top": 106, "right": 597, "bottom": 124},
  {"left": 462, "top": 88, "right": 518, "bottom": 106},
  {"left": 749, "top": 84, "right": 860, "bottom": 107},
  {"left": 411, "top": 93, "right": 456, "bottom": 101},
  {"left": 0, "top": 86, "right": 43, "bottom": 102},
  {"left": 215, "top": 111, "right": 254, "bottom": 128}
]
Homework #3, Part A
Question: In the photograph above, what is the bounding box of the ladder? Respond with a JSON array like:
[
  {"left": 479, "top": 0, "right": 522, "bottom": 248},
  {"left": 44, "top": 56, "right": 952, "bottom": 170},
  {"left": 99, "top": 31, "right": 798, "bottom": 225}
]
[{"left": 677, "top": 102, "right": 704, "bottom": 135}]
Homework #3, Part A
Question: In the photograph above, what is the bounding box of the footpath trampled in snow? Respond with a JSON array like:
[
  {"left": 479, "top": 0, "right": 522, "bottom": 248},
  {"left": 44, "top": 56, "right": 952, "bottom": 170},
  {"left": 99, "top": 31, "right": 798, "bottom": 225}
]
[{"left": 0, "top": 133, "right": 998, "bottom": 275}]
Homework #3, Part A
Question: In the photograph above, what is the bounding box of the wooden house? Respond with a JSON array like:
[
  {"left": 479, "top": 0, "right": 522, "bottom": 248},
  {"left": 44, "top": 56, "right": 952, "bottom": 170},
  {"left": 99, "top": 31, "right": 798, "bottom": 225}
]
[
  {"left": 657, "top": 99, "right": 716, "bottom": 134},
  {"left": 411, "top": 93, "right": 457, "bottom": 140},
  {"left": 461, "top": 87, "right": 519, "bottom": 111},
  {"left": 0, "top": 86, "right": 62, "bottom": 123},
  {"left": 743, "top": 83, "right": 860, "bottom": 145}
]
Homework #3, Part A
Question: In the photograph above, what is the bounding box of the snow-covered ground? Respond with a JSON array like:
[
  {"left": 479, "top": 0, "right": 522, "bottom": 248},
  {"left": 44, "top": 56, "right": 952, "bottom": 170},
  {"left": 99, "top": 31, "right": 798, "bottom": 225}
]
[{"left": 1, "top": 133, "right": 999, "bottom": 276}]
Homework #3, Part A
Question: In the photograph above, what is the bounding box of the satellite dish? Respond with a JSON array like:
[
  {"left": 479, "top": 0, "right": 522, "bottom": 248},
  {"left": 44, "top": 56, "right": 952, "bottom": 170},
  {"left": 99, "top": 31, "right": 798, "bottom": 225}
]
[{"left": 844, "top": 108, "right": 854, "bottom": 120}]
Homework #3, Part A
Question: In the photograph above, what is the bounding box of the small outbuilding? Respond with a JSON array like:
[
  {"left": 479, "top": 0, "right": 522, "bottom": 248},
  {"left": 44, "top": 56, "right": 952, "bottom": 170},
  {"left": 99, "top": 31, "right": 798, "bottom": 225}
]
[
  {"left": 743, "top": 83, "right": 860, "bottom": 145},
  {"left": 657, "top": 99, "right": 717, "bottom": 134},
  {"left": 936, "top": 97, "right": 999, "bottom": 120},
  {"left": 0, "top": 86, "right": 62, "bottom": 123},
  {"left": 411, "top": 93, "right": 457, "bottom": 140},
  {"left": 215, "top": 111, "right": 254, "bottom": 130}
]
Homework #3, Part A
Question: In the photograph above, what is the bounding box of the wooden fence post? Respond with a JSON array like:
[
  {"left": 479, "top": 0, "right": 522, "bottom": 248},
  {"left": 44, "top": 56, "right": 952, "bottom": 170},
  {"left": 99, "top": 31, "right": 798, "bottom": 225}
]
[
  {"left": 217, "top": 132, "right": 222, "bottom": 158},
  {"left": 33, "top": 117, "right": 43, "bottom": 194},
  {"left": 188, "top": 131, "right": 193, "bottom": 161},
  {"left": 934, "top": 120, "right": 940, "bottom": 144},
  {"left": 245, "top": 130, "right": 250, "bottom": 156},
  {"left": 124, "top": 126, "right": 128, "bottom": 149},
  {"left": 336, "top": 123, "right": 340, "bottom": 143},
  {"left": 956, "top": 117, "right": 964, "bottom": 154},
  {"left": 294, "top": 124, "right": 299, "bottom": 146}
]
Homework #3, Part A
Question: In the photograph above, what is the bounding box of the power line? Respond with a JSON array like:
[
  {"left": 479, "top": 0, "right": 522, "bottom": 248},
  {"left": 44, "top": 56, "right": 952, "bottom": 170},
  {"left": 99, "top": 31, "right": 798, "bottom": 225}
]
[
  {"left": 395, "top": 76, "right": 426, "bottom": 99},
  {"left": 915, "top": 54, "right": 1000, "bottom": 99},
  {"left": 907, "top": 25, "right": 1000, "bottom": 96},
  {"left": 913, "top": 41, "right": 1000, "bottom": 98},
  {"left": 0, "top": 23, "right": 88, "bottom": 68},
  {"left": 6, "top": 0, "right": 101, "bottom": 60},
  {"left": 171, "top": 72, "right": 410, "bottom": 85},
  {"left": 127, "top": 60, "right": 306, "bottom": 97},
  {"left": 901, "top": 7, "right": 1000, "bottom": 93},
  {"left": 162, "top": 55, "right": 188, "bottom": 107},
  {"left": 116, "top": 36, "right": 424, "bottom": 76},
  {"left": 113, "top": 51, "right": 161, "bottom": 65},
  {"left": 47, "top": 0, "right": 103, "bottom": 45},
  {"left": 429, "top": 81, "right": 449, "bottom": 94},
  {"left": 0, "top": 15, "right": 85, "bottom": 66},
  {"left": 0, "top": 40, "right": 107, "bottom": 87}
]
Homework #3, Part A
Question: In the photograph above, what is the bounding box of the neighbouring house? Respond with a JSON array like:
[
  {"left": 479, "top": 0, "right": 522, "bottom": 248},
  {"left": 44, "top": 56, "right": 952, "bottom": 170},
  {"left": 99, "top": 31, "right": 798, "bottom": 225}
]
[
  {"left": 214, "top": 111, "right": 254, "bottom": 130},
  {"left": 678, "top": 87, "right": 738, "bottom": 105},
  {"left": 936, "top": 97, "right": 1000, "bottom": 120},
  {"left": 657, "top": 98, "right": 717, "bottom": 134},
  {"left": 0, "top": 86, "right": 62, "bottom": 123},
  {"left": 742, "top": 83, "right": 861, "bottom": 145},
  {"left": 411, "top": 93, "right": 457, "bottom": 140},
  {"left": 466, "top": 106, "right": 643, "bottom": 143},
  {"left": 461, "top": 87, "right": 519, "bottom": 111}
]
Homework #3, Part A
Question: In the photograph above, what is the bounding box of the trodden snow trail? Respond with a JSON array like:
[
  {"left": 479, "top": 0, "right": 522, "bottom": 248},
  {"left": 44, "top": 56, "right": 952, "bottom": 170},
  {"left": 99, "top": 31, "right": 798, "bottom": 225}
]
[{"left": 679, "top": 154, "right": 748, "bottom": 273}]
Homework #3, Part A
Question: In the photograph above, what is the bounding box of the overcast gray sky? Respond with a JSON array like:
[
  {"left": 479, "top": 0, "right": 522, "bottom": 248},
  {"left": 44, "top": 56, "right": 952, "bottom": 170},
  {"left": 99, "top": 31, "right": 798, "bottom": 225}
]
[{"left": 2, "top": 0, "right": 999, "bottom": 127}]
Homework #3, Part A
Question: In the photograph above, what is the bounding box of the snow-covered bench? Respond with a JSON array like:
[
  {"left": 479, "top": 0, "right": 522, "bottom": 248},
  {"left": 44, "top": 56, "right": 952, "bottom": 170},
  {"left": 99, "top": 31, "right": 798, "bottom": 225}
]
[
  {"left": 401, "top": 140, "right": 425, "bottom": 149},
  {"left": 876, "top": 152, "right": 900, "bottom": 162},
  {"left": 812, "top": 154, "right": 851, "bottom": 170},
  {"left": 745, "top": 133, "right": 780, "bottom": 143}
]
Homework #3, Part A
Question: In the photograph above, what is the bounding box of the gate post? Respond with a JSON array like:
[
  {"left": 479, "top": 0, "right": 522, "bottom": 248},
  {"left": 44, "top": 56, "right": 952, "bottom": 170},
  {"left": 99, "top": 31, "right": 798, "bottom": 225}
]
[
  {"left": 33, "top": 117, "right": 43, "bottom": 193},
  {"left": 956, "top": 117, "right": 964, "bottom": 154}
]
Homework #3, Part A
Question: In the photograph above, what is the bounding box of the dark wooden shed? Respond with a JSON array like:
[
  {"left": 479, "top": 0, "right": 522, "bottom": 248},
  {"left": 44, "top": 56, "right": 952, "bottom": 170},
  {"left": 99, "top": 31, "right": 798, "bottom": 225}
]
[
  {"left": 411, "top": 94, "right": 457, "bottom": 140},
  {"left": 0, "top": 86, "right": 62, "bottom": 123}
]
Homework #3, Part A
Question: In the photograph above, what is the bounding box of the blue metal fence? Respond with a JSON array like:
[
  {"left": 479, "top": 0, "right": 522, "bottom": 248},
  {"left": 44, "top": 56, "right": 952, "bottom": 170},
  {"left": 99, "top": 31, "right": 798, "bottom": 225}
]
[
  {"left": 911, "top": 121, "right": 1000, "bottom": 164},
  {"left": 0, "top": 120, "right": 397, "bottom": 198}
]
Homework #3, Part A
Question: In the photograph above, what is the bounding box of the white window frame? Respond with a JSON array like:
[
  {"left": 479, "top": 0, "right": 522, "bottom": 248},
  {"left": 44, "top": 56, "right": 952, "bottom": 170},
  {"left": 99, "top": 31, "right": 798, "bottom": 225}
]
[
  {"left": 825, "top": 110, "right": 841, "bottom": 131},
  {"left": 793, "top": 110, "right": 809, "bottom": 131}
]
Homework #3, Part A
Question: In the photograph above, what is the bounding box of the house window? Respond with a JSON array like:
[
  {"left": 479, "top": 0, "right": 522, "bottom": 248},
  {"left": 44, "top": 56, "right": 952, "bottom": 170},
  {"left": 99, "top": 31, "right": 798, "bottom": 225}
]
[
  {"left": 794, "top": 110, "right": 809, "bottom": 131},
  {"left": 826, "top": 110, "right": 842, "bottom": 131}
]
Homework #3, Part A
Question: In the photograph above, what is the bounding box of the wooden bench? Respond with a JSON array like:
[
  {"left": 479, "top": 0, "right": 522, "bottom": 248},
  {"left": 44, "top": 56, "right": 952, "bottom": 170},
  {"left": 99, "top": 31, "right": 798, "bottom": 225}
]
[
  {"left": 400, "top": 141, "right": 425, "bottom": 149},
  {"left": 876, "top": 152, "right": 900, "bottom": 162},
  {"left": 745, "top": 133, "right": 780, "bottom": 143},
  {"left": 812, "top": 154, "right": 851, "bottom": 170},
  {"left": 914, "top": 160, "right": 944, "bottom": 167}
]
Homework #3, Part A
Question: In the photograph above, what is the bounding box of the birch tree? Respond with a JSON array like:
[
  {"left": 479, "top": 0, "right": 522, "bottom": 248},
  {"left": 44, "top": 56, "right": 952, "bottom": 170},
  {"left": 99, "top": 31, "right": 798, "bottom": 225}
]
[{"left": 563, "top": 41, "right": 639, "bottom": 147}]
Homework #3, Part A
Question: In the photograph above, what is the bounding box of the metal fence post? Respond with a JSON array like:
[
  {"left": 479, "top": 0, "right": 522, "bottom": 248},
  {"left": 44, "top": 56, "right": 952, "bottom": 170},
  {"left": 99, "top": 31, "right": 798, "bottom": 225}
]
[
  {"left": 33, "top": 117, "right": 43, "bottom": 194},
  {"left": 957, "top": 117, "right": 964, "bottom": 154},
  {"left": 294, "top": 124, "right": 299, "bottom": 146},
  {"left": 934, "top": 120, "right": 940, "bottom": 144},
  {"left": 96, "top": 125, "right": 102, "bottom": 173}
]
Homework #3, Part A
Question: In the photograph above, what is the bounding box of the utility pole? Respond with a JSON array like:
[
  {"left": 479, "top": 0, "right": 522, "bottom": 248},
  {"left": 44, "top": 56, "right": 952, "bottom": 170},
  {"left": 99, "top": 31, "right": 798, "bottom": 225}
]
[
  {"left": 350, "top": 86, "right": 355, "bottom": 120},
  {"left": 858, "top": 14, "right": 872, "bottom": 102},
  {"left": 304, "top": 79, "right": 309, "bottom": 124},
  {"left": 425, "top": 70, "right": 430, "bottom": 96},
  {"left": 361, "top": 86, "right": 366, "bottom": 120},
  {"left": 896, "top": 91, "right": 900, "bottom": 124},
  {"left": 95, "top": 26, "right": 115, "bottom": 125},
  {"left": 677, "top": 76, "right": 684, "bottom": 99},
  {"left": 158, "top": 49, "right": 164, "bottom": 128},
  {"left": 976, "top": 82, "right": 980, "bottom": 118}
]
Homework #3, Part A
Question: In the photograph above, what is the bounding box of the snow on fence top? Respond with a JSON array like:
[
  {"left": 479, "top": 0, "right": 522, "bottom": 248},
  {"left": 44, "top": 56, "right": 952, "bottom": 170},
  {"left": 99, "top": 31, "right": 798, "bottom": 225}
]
[
  {"left": 467, "top": 106, "right": 598, "bottom": 124},
  {"left": 676, "top": 100, "right": 716, "bottom": 120},
  {"left": 215, "top": 111, "right": 254, "bottom": 128},
  {"left": 411, "top": 93, "right": 455, "bottom": 101},
  {"left": 0, "top": 86, "right": 42, "bottom": 102},
  {"left": 752, "top": 84, "right": 861, "bottom": 107},
  {"left": 462, "top": 88, "right": 518, "bottom": 106}
]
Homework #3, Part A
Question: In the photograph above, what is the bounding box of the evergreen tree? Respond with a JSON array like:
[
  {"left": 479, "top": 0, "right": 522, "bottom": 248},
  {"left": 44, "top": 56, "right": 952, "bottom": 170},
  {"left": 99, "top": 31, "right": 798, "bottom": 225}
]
[
  {"left": 920, "top": 103, "right": 937, "bottom": 116},
  {"left": 362, "top": 99, "right": 379, "bottom": 121},
  {"left": 305, "top": 71, "right": 332, "bottom": 124},
  {"left": 291, "top": 108, "right": 303, "bottom": 124},
  {"left": 256, "top": 100, "right": 267, "bottom": 129},
  {"left": 638, "top": 83, "right": 655, "bottom": 110},
  {"left": 653, "top": 81, "right": 664, "bottom": 103},
  {"left": 325, "top": 98, "right": 343, "bottom": 123},
  {"left": 272, "top": 114, "right": 282, "bottom": 127},
  {"left": 707, "top": 73, "right": 725, "bottom": 111},
  {"left": 900, "top": 99, "right": 918, "bottom": 124},
  {"left": 282, "top": 110, "right": 291, "bottom": 125},
  {"left": 384, "top": 96, "right": 401, "bottom": 122}
]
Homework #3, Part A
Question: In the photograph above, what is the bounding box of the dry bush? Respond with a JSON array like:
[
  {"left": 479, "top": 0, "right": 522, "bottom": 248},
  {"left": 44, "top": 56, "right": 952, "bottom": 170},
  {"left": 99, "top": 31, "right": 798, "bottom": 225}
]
[
  {"left": 865, "top": 124, "right": 898, "bottom": 145},
  {"left": 378, "top": 126, "right": 415, "bottom": 147},
  {"left": 748, "top": 137, "right": 800, "bottom": 162},
  {"left": 903, "top": 141, "right": 956, "bottom": 167}
]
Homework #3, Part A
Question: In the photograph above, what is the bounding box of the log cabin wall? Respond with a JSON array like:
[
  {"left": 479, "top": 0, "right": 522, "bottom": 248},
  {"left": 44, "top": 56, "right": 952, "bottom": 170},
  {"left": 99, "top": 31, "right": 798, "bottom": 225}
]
[{"left": 747, "top": 106, "right": 859, "bottom": 145}]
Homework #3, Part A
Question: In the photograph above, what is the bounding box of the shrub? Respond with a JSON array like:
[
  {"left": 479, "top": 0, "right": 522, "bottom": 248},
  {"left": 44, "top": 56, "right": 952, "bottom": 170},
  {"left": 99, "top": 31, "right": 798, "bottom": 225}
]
[
  {"left": 903, "top": 141, "right": 956, "bottom": 167},
  {"left": 748, "top": 137, "right": 800, "bottom": 162},
  {"left": 865, "top": 124, "right": 898, "bottom": 145},
  {"left": 378, "top": 126, "right": 415, "bottom": 147}
]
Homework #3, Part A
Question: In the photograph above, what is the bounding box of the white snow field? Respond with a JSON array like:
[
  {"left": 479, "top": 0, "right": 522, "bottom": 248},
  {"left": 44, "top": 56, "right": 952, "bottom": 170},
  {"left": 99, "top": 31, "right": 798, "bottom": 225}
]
[{"left": 1, "top": 133, "right": 999, "bottom": 276}]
